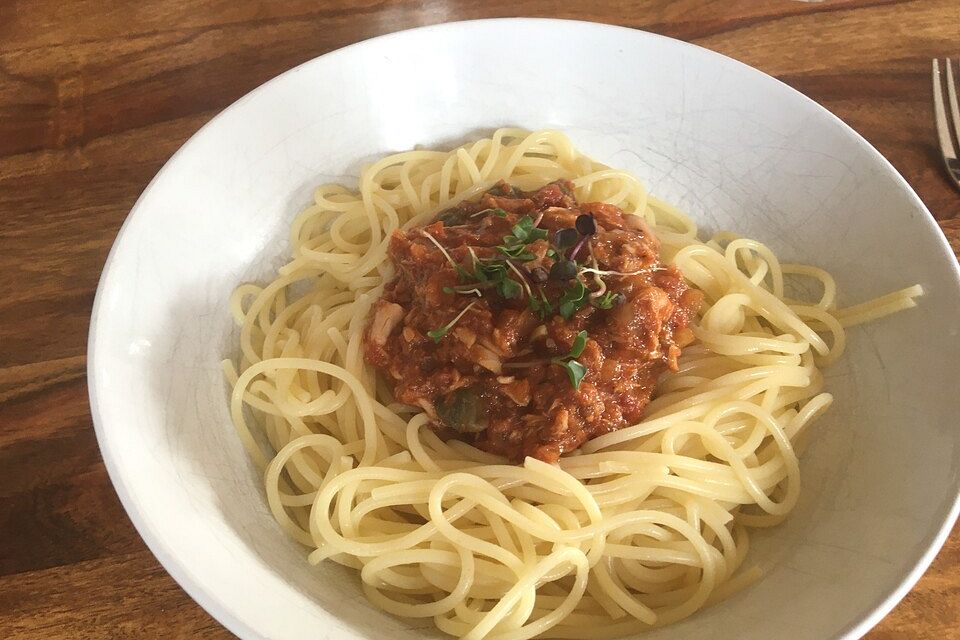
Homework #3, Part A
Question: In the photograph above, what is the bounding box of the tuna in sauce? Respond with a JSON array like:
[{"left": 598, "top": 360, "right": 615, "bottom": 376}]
[{"left": 364, "top": 181, "right": 701, "bottom": 463}]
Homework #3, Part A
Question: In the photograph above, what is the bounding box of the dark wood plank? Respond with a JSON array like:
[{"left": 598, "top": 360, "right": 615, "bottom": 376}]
[
  {"left": 0, "top": 114, "right": 212, "bottom": 367},
  {"left": 0, "top": 361, "right": 143, "bottom": 576},
  {"left": 0, "top": 550, "right": 232, "bottom": 640},
  {"left": 0, "top": 0, "right": 912, "bottom": 56}
]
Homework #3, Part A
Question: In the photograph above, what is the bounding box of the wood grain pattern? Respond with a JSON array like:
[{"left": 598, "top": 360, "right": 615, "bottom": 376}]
[{"left": 0, "top": 1, "right": 957, "bottom": 638}]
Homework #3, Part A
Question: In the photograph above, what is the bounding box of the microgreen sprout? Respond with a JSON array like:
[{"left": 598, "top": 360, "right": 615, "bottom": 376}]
[
  {"left": 427, "top": 302, "right": 477, "bottom": 342},
  {"left": 551, "top": 330, "right": 589, "bottom": 389},
  {"left": 558, "top": 280, "right": 589, "bottom": 319}
]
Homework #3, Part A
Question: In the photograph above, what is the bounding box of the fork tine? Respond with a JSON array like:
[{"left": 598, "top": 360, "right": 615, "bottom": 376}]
[
  {"left": 933, "top": 59, "right": 958, "bottom": 161},
  {"left": 946, "top": 59, "right": 960, "bottom": 151},
  {"left": 933, "top": 59, "right": 960, "bottom": 191}
]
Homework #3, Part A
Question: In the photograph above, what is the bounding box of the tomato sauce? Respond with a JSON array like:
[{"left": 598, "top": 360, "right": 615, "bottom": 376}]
[{"left": 364, "top": 181, "right": 701, "bottom": 462}]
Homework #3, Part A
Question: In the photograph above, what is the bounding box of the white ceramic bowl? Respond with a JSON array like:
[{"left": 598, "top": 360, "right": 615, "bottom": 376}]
[{"left": 88, "top": 18, "right": 960, "bottom": 640}]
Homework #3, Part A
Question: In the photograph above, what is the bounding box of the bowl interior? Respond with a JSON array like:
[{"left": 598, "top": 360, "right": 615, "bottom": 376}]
[{"left": 89, "top": 19, "right": 960, "bottom": 640}]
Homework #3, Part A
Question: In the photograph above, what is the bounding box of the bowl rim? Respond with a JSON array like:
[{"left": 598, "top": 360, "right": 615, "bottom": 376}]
[{"left": 87, "top": 16, "right": 960, "bottom": 640}]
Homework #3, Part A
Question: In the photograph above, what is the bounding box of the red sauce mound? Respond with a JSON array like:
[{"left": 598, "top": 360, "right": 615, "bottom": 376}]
[{"left": 364, "top": 181, "right": 701, "bottom": 463}]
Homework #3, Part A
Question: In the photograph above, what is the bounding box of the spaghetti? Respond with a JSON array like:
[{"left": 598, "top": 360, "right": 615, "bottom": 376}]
[{"left": 223, "top": 129, "right": 922, "bottom": 639}]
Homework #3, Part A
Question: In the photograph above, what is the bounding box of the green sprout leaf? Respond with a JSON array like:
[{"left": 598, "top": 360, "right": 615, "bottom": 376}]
[
  {"left": 497, "top": 278, "right": 522, "bottom": 299},
  {"left": 511, "top": 216, "right": 535, "bottom": 241},
  {"left": 549, "top": 331, "right": 589, "bottom": 389},
  {"left": 475, "top": 261, "right": 506, "bottom": 283},
  {"left": 558, "top": 359, "right": 587, "bottom": 390},
  {"left": 427, "top": 302, "right": 477, "bottom": 343},
  {"left": 497, "top": 244, "right": 535, "bottom": 261},
  {"left": 568, "top": 330, "right": 588, "bottom": 358},
  {"left": 592, "top": 291, "right": 625, "bottom": 309},
  {"left": 427, "top": 326, "right": 450, "bottom": 341},
  {"left": 495, "top": 215, "right": 546, "bottom": 262},
  {"left": 528, "top": 289, "right": 553, "bottom": 319},
  {"left": 558, "top": 281, "right": 588, "bottom": 319}
]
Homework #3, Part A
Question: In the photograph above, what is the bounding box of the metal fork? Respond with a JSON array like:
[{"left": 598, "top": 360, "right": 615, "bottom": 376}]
[{"left": 933, "top": 59, "right": 960, "bottom": 190}]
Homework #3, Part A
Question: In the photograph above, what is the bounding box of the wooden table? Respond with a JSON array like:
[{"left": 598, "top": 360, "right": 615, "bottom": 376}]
[{"left": 1, "top": 1, "right": 958, "bottom": 638}]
